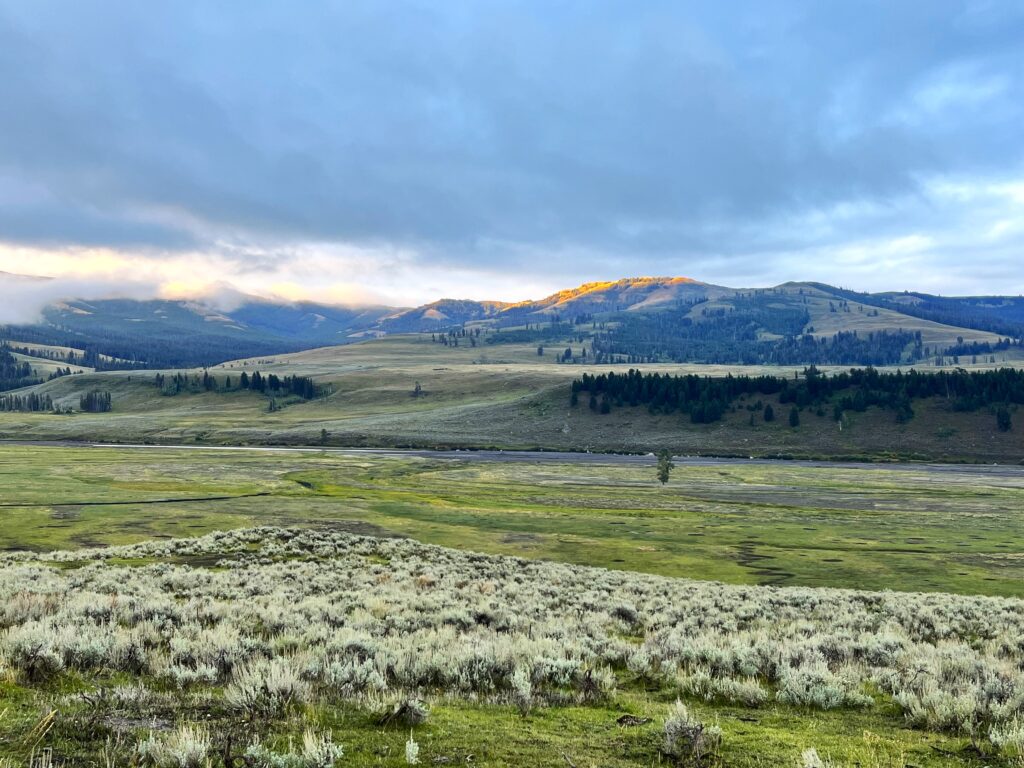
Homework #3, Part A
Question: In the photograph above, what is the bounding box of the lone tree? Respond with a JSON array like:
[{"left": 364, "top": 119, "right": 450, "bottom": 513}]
[
  {"left": 763, "top": 404, "right": 775, "bottom": 422},
  {"left": 789, "top": 406, "right": 800, "bottom": 428},
  {"left": 656, "top": 449, "right": 675, "bottom": 485},
  {"left": 997, "top": 406, "right": 1012, "bottom": 432}
]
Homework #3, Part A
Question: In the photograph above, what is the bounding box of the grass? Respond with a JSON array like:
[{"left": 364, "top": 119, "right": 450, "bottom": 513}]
[
  {"left": 1, "top": 334, "right": 1022, "bottom": 462},
  {"left": 0, "top": 678, "right": 999, "bottom": 767},
  {"left": 2, "top": 444, "right": 1023, "bottom": 597}
]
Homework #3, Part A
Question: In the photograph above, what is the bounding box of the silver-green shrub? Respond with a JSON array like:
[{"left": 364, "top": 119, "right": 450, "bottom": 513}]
[{"left": 2, "top": 526, "right": 1024, "bottom": 750}]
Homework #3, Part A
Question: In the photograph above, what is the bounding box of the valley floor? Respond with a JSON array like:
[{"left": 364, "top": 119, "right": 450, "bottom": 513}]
[
  {"left": 1, "top": 445, "right": 1023, "bottom": 765},
  {"left": 2, "top": 444, "right": 1023, "bottom": 596}
]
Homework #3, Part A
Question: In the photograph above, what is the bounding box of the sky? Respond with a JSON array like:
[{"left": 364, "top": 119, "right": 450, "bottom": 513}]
[{"left": 1, "top": 0, "right": 1023, "bottom": 316}]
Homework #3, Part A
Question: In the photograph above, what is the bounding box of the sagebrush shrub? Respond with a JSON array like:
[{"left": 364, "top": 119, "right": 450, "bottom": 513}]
[
  {"left": 136, "top": 724, "right": 211, "bottom": 768},
  {"left": 662, "top": 700, "right": 721, "bottom": 764},
  {"left": 245, "top": 729, "right": 344, "bottom": 768},
  {"left": 2, "top": 622, "right": 63, "bottom": 682},
  {"left": 800, "top": 747, "right": 834, "bottom": 768},
  {"left": 775, "top": 659, "right": 872, "bottom": 710},
  {"left": 3, "top": 526, "right": 1024, "bottom": 753},
  {"left": 225, "top": 658, "right": 310, "bottom": 718},
  {"left": 405, "top": 732, "right": 420, "bottom": 765}
]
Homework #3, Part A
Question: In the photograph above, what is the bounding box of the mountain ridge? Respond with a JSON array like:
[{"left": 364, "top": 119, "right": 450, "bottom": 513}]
[{"left": 3, "top": 274, "right": 1024, "bottom": 369}]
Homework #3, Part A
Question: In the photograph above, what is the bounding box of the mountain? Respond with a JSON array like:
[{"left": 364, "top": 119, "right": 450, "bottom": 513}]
[
  {"left": 1, "top": 275, "right": 1023, "bottom": 371},
  {"left": 382, "top": 277, "right": 730, "bottom": 332},
  {"left": 381, "top": 299, "right": 511, "bottom": 333},
  {"left": 0, "top": 297, "right": 397, "bottom": 369},
  {"left": 516, "top": 276, "right": 728, "bottom": 316},
  {"left": 591, "top": 281, "right": 1017, "bottom": 367},
  {"left": 222, "top": 301, "right": 396, "bottom": 342}
]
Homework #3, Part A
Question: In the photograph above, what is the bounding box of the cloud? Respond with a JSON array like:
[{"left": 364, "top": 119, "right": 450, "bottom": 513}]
[
  {"left": 0, "top": 239, "right": 564, "bottom": 314},
  {"left": 0, "top": 271, "right": 163, "bottom": 324},
  {"left": 0, "top": 0, "right": 1022, "bottom": 297}
]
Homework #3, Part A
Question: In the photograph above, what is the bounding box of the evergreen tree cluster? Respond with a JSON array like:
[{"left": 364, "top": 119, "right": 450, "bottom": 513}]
[
  {"left": 79, "top": 390, "right": 112, "bottom": 413},
  {"left": 0, "top": 324, "right": 302, "bottom": 371},
  {"left": 4, "top": 343, "right": 95, "bottom": 369},
  {"left": 0, "top": 344, "right": 40, "bottom": 392},
  {"left": 155, "top": 370, "right": 320, "bottom": 400},
  {"left": 0, "top": 392, "right": 53, "bottom": 412},
  {"left": 430, "top": 327, "right": 483, "bottom": 348},
  {"left": 47, "top": 367, "right": 76, "bottom": 381},
  {"left": 943, "top": 338, "right": 1016, "bottom": 358},
  {"left": 572, "top": 366, "right": 1024, "bottom": 425},
  {"left": 237, "top": 371, "right": 319, "bottom": 398}
]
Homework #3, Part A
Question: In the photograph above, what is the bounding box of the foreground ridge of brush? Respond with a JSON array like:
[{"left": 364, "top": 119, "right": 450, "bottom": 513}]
[{"left": 2, "top": 528, "right": 1024, "bottom": 766}]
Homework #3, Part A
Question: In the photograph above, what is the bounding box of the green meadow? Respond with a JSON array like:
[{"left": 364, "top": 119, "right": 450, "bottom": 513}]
[
  {"left": 2, "top": 436, "right": 1023, "bottom": 767},
  {"left": 4, "top": 444, "right": 1023, "bottom": 597}
]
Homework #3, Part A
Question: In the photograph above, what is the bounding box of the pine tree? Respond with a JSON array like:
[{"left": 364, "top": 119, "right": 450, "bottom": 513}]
[
  {"left": 656, "top": 450, "right": 674, "bottom": 485},
  {"left": 997, "top": 406, "right": 1012, "bottom": 432}
]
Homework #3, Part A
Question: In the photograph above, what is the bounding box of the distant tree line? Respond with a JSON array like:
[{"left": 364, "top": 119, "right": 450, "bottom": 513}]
[
  {"left": 942, "top": 338, "right": 1017, "bottom": 358},
  {"left": 0, "top": 392, "right": 53, "bottom": 412},
  {"left": 0, "top": 325, "right": 303, "bottom": 371},
  {"left": 0, "top": 344, "right": 40, "bottom": 392},
  {"left": 571, "top": 366, "right": 1024, "bottom": 426},
  {"left": 430, "top": 327, "right": 483, "bottom": 348},
  {"left": 154, "top": 370, "right": 322, "bottom": 400},
  {"left": 0, "top": 389, "right": 113, "bottom": 414},
  {"left": 3, "top": 343, "right": 98, "bottom": 369}
]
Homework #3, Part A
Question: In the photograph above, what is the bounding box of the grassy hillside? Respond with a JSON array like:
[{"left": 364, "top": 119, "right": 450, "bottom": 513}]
[
  {"left": 723, "top": 283, "right": 1004, "bottom": 349},
  {"left": 0, "top": 335, "right": 1022, "bottom": 462}
]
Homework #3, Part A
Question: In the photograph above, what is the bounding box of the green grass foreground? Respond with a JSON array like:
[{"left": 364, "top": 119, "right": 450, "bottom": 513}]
[{"left": 0, "top": 685, "right": 994, "bottom": 767}]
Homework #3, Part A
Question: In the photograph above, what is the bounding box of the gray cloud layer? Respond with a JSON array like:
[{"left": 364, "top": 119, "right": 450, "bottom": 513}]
[{"left": 1, "top": 1, "right": 1022, "bottom": 292}]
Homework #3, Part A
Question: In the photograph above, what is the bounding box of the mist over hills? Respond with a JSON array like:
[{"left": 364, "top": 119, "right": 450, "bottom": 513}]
[{"left": 2, "top": 275, "right": 1024, "bottom": 370}]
